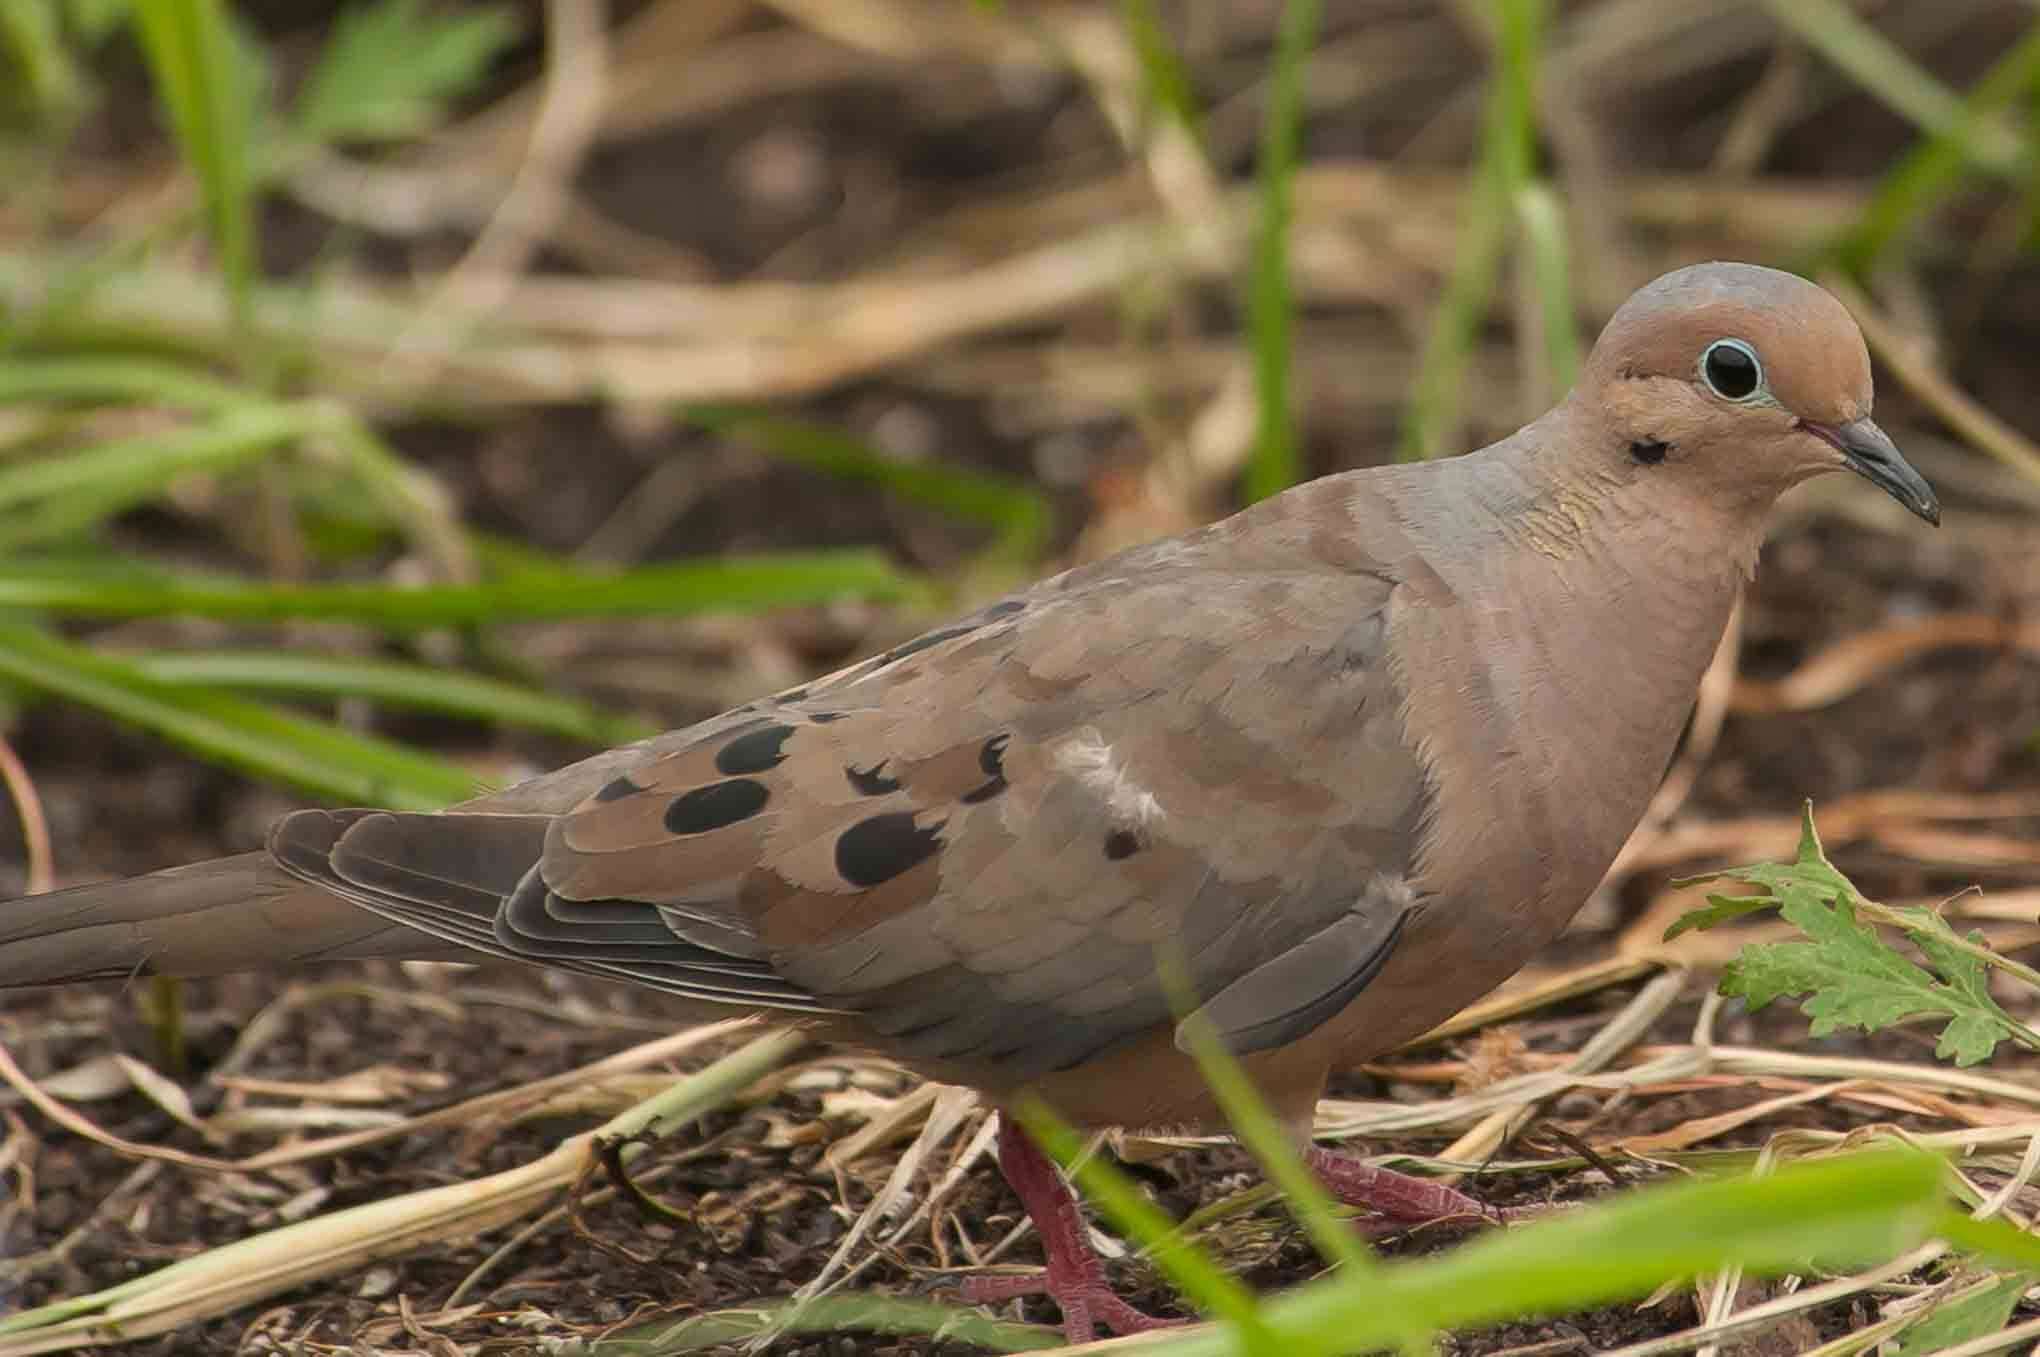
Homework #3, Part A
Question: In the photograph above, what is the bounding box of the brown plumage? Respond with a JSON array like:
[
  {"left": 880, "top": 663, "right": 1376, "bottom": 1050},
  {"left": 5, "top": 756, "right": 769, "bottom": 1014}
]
[{"left": 0, "top": 263, "right": 1939, "bottom": 1339}]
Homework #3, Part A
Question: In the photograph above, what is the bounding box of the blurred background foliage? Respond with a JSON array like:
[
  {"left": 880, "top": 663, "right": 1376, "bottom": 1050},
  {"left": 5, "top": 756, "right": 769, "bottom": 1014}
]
[{"left": 0, "top": 0, "right": 2034, "bottom": 852}]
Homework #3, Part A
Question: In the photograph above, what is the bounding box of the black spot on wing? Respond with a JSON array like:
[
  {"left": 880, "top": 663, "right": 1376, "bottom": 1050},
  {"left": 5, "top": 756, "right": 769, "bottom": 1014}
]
[
  {"left": 594, "top": 775, "right": 642, "bottom": 803},
  {"left": 811, "top": 711, "right": 847, "bottom": 724},
  {"left": 715, "top": 723, "right": 795, "bottom": 775},
  {"left": 961, "top": 733, "right": 1010, "bottom": 805},
  {"left": 985, "top": 599, "right": 1026, "bottom": 617},
  {"left": 665, "top": 779, "right": 769, "bottom": 835},
  {"left": 877, "top": 622, "right": 980, "bottom": 667},
  {"left": 846, "top": 761, "right": 902, "bottom": 796},
  {"left": 1104, "top": 829, "right": 1140, "bottom": 860},
  {"left": 836, "top": 812, "right": 943, "bottom": 887}
]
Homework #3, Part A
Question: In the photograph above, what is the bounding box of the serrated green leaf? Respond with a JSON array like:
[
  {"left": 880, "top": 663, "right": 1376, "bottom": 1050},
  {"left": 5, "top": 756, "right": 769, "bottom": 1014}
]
[
  {"left": 293, "top": 0, "right": 519, "bottom": 146},
  {"left": 1663, "top": 893, "right": 1777, "bottom": 941},
  {"left": 1721, "top": 889, "right": 2022, "bottom": 1067}
]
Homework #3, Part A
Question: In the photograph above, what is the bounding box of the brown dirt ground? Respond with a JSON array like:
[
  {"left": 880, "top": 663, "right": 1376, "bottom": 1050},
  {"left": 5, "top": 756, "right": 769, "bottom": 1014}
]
[{"left": 4, "top": 3, "right": 2040, "bottom": 1353}]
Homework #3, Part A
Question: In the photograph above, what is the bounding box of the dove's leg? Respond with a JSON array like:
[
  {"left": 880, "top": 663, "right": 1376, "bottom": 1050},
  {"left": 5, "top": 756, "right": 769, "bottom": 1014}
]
[
  {"left": 1304, "top": 1147, "right": 1507, "bottom": 1226},
  {"left": 958, "top": 1116, "right": 1181, "bottom": 1341}
]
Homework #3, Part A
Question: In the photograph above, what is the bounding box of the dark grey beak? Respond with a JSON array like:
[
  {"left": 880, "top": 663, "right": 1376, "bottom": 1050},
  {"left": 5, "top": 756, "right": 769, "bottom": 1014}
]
[{"left": 1805, "top": 416, "right": 1941, "bottom": 525}]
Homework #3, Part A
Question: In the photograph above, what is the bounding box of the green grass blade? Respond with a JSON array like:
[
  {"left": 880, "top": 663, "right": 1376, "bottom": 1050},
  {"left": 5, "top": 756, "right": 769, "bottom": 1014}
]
[
  {"left": 1013, "top": 1098, "right": 1282, "bottom": 1351},
  {"left": 0, "top": 550, "right": 917, "bottom": 627},
  {"left": 0, "top": 403, "right": 317, "bottom": 511},
  {"left": 1399, "top": 120, "right": 1512, "bottom": 456},
  {"left": 1935, "top": 1207, "right": 2040, "bottom": 1271},
  {"left": 0, "top": 623, "right": 478, "bottom": 807},
  {"left": 1241, "top": 0, "right": 1320, "bottom": 502},
  {"left": 0, "top": 354, "right": 251, "bottom": 412},
  {"left": 0, "top": 402, "right": 323, "bottom": 550},
  {"left": 0, "top": 0, "right": 83, "bottom": 115},
  {"left": 131, "top": 651, "right": 654, "bottom": 745},
  {"left": 1514, "top": 181, "right": 1578, "bottom": 394},
  {"left": 130, "top": 0, "right": 261, "bottom": 333},
  {"left": 1401, "top": 0, "right": 1558, "bottom": 461},
  {"left": 1341, "top": 1149, "right": 1942, "bottom": 1335},
  {"left": 1172, "top": 1010, "right": 1378, "bottom": 1280},
  {"left": 1120, "top": 0, "right": 1203, "bottom": 141},
  {"left": 1491, "top": 0, "right": 1543, "bottom": 189},
  {"left": 684, "top": 406, "right": 1048, "bottom": 556},
  {"left": 1764, "top": 0, "right": 2024, "bottom": 176},
  {"left": 1837, "top": 18, "right": 2040, "bottom": 274}
]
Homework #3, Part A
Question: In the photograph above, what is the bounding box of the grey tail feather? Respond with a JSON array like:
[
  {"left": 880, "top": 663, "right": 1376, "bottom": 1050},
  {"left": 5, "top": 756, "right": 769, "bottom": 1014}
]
[{"left": 0, "top": 852, "right": 472, "bottom": 988}]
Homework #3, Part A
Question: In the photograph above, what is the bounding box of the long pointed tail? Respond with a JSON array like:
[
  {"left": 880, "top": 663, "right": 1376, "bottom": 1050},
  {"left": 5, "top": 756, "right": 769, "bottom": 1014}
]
[{"left": 0, "top": 853, "right": 470, "bottom": 987}]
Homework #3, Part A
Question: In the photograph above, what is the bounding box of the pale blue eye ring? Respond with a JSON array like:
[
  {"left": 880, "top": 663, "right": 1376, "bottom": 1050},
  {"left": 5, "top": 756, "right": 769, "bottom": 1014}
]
[{"left": 1700, "top": 338, "right": 1763, "bottom": 402}]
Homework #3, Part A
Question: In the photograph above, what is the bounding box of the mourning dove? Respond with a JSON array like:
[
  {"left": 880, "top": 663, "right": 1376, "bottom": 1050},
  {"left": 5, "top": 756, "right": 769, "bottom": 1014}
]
[{"left": 0, "top": 263, "right": 1937, "bottom": 1340}]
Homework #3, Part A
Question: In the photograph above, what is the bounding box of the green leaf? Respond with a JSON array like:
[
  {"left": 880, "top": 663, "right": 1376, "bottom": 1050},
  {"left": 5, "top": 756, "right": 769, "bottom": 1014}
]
[
  {"left": 1721, "top": 896, "right": 2013, "bottom": 1065},
  {"left": 1891, "top": 1271, "right": 2030, "bottom": 1357},
  {"left": 293, "top": 0, "right": 519, "bottom": 146},
  {"left": 1662, "top": 893, "right": 1776, "bottom": 941}
]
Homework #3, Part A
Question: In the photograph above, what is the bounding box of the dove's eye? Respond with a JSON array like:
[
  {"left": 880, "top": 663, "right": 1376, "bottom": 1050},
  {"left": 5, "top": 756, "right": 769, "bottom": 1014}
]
[{"left": 1700, "top": 339, "right": 1763, "bottom": 402}]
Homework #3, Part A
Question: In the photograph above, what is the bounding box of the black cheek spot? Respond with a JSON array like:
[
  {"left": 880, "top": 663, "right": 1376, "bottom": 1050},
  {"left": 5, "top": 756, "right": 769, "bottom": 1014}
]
[
  {"left": 594, "top": 775, "right": 643, "bottom": 802},
  {"left": 835, "top": 812, "right": 944, "bottom": 887},
  {"left": 715, "top": 723, "right": 796, "bottom": 775},
  {"left": 846, "top": 761, "right": 902, "bottom": 796},
  {"left": 665, "top": 779, "right": 770, "bottom": 835},
  {"left": 1630, "top": 438, "right": 1669, "bottom": 465},
  {"left": 1104, "top": 830, "right": 1140, "bottom": 860}
]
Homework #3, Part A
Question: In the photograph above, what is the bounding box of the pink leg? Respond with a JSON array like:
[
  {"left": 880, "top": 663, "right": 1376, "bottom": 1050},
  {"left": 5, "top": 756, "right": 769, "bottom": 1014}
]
[
  {"left": 957, "top": 1116, "right": 1183, "bottom": 1342},
  {"left": 1304, "top": 1147, "right": 1513, "bottom": 1228}
]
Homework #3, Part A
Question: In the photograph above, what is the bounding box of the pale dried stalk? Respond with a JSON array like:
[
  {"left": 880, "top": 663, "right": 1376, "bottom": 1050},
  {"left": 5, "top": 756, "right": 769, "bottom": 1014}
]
[{"left": 0, "top": 1028, "right": 806, "bottom": 1355}]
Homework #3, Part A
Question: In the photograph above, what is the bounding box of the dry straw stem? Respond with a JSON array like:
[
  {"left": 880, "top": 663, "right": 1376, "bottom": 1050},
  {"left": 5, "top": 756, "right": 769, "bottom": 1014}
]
[
  {"left": 0, "top": 168, "right": 1869, "bottom": 413},
  {"left": 1730, "top": 614, "right": 2040, "bottom": 714},
  {"left": 1824, "top": 270, "right": 2040, "bottom": 487},
  {"left": 0, "top": 1025, "right": 806, "bottom": 1354}
]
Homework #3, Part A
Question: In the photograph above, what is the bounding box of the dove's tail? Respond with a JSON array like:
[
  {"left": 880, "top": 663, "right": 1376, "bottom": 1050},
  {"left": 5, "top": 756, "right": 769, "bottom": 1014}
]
[{"left": 0, "top": 852, "right": 467, "bottom": 987}]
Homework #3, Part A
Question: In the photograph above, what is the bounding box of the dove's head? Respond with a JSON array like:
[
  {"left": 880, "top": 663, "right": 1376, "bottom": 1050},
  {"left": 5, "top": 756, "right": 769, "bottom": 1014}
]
[{"left": 1581, "top": 261, "right": 1939, "bottom": 525}]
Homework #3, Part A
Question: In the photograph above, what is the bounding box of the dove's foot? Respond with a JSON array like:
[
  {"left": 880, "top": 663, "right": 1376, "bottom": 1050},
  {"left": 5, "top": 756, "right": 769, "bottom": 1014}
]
[
  {"left": 961, "top": 1116, "right": 1183, "bottom": 1342},
  {"left": 1304, "top": 1146, "right": 1511, "bottom": 1228}
]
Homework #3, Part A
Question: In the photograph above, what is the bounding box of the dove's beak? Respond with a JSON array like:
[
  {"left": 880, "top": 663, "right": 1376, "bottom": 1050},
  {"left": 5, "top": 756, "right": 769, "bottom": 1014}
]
[{"left": 1803, "top": 416, "right": 1940, "bottom": 525}]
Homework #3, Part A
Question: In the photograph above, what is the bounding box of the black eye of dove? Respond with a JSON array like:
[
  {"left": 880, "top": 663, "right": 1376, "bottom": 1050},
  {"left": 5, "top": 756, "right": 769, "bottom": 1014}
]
[{"left": 1701, "top": 339, "right": 1762, "bottom": 401}]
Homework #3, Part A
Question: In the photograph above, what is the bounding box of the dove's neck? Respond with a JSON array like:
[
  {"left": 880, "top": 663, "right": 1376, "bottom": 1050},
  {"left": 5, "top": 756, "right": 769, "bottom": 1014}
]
[{"left": 1379, "top": 407, "right": 1754, "bottom": 954}]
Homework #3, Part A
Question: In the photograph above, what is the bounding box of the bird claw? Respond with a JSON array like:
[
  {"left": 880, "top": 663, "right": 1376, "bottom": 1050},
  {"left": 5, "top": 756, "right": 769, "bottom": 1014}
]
[
  {"left": 956, "top": 1269, "right": 1183, "bottom": 1341},
  {"left": 1304, "top": 1146, "right": 1511, "bottom": 1230}
]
